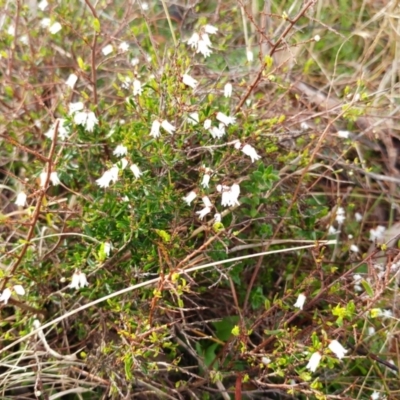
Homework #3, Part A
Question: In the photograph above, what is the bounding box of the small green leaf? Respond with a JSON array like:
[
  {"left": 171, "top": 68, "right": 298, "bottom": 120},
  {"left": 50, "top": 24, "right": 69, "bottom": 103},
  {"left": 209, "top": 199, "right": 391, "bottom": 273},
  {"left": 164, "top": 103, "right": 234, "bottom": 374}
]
[
  {"left": 93, "top": 18, "right": 101, "bottom": 33},
  {"left": 77, "top": 56, "right": 86, "bottom": 70},
  {"left": 231, "top": 325, "right": 240, "bottom": 336},
  {"left": 155, "top": 229, "right": 171, "bottom": 242}
]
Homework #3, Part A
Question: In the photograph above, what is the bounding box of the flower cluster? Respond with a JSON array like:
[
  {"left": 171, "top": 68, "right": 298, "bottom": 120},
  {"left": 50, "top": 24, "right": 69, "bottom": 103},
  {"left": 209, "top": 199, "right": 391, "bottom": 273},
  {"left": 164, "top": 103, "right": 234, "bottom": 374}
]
[
  {"left": 369, "top": 225, "right": 386, "bottom": 242},
  {"left": 69, "top": 270, "right": 88, "bottom": 290},
  {"left": 187, "top": 25, "right": 218, "bottom": 58},
  {"left": 150, "top": 120, "right": 176, "bottom": 138},
  {"left": 305, "top": 339, "right": 348, "bottom": 373},
  {"left": 45, "top": 118, "right": 70, "bottom": 141},
  {"left": 217, "top": 183, "right": 240, "bottom": 207},
  {"left": 40, "top": 170, "right": 61, "bottom": 187},
  {"left": 96, "top": 144, "right": 143, "bottom": 188},
  {"left": 69, "top": 102, "right": 98, "bottom": 132},
  {"left": 0, "top": 285, "right": 25, "bottom": 304},
  {"left": 202, "top": 112, "right": 236, "bottom": 139},
  {"left": 40, "top": 18, "right": 62, "bottom": 34}
]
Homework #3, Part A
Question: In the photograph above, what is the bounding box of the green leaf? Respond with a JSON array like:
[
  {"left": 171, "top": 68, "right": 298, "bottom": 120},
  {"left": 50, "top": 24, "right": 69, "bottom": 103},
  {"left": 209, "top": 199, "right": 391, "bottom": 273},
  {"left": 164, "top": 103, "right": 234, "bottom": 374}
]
[
  {"left": 212, "top": 316, "right": 239, "bottom": 341},
  {"left": 155, "top": 229, "right": 171, "bottom": 243},
  {"left": 93, "top": 18, "right": 101, "bottom": 33},
  {"left": 361, "top": 280, "right": 374, "bottom": 297}
]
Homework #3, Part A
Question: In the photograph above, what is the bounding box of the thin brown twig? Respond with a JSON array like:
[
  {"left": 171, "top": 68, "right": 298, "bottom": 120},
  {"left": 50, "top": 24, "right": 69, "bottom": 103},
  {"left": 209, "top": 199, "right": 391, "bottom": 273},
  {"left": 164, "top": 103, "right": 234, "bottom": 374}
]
[{"left": 84, "top": 0, "right": 99, "bottom": 106}]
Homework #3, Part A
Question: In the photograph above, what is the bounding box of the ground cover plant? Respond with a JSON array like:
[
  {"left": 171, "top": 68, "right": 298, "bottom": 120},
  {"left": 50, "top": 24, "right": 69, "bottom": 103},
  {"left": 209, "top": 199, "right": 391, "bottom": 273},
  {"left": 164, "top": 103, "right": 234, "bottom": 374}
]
[{"left": 1, "top": 0, "right": 400, "bottom": 399}]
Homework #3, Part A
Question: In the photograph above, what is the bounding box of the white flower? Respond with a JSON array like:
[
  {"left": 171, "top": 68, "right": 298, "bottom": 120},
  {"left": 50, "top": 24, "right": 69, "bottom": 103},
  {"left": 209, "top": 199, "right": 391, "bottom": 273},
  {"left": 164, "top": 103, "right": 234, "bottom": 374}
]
[
  {"left": 261, "top": 357, "right": 271, "bottom": 366},
  {"left": 198, "top": 36, "right": 213, "bottom": 57},
  {"left": 328, "top": 225, "right": 339, "bottom": 235},
  {"left": 15, "top": 192, "right": 27, "bottom": 207},
  {"left": 214, "top": 213, "right": 221, "bottom": 223},
  {"left": 0, "top": 288, "right": 12, "bottom": 304},
  {"left": 85, "top": 111, "right": 98, "bottom": 132},
  {"left": 49, "top": 22, "right": 62, "bottom": 34},
  {"left": 113, "top": 145, "right": 128, "bottom": 157},
  {"left": 202, "top": 196, "right": 212, "bottom": 208},
  {"left": 204, "top": 119, "right": 212, "bottom": 130},
  {"left": 355, "top": 212, "right": 363, "bottom": 222},
  {"left": 69, "top": 102, "right": 84, "bottom": 114},
  {"left": 187, "top": 112, "right": 199, "bottom": 125},
  {"left": 204, "top": 25, "right": 218, "bottom": 35},
  {"left": 246, "top": 50, "right": 254, "bottom": 62},
  {"left": 13, "top": 285, "right": 25, "bottom": 295},
  {"left": 7, "top": 25, "right": 15, "bottom": 36},
  {"left": 104, "top": 242, "right": 112, "bottom": 257},
  {"left": 40, "top": 171, "right": 60, "bottom": 187},
  {"left": 231, "top": 183, "right": 240, "bottom": 203},
  {"left": 140, "top": 2, "right": 149, "bottom": 10},
  {"left": 314, "top": 35, "right": 321, "bottom": 42},
  {"left": 337, "top": 130, "right": 350, "bottom": 139},
  {"left": 383, "top": 309, "right": 393, "bottom": 319},
  {"left": 328, "top": 340, "right": 348, "bottom": 359},
  {"left": 183, "top": 191, "right": 197, "bottom": 205},
  {"left": 150, "top": 120, "right": 161, "bottom": 138},
  {"left": 119, "top": 41, "right": 129, "bottom": 52},
  {"left": 65, "top": 73, "right": 78, "bottom": 88},
  {"left": 221, "top": 190, "right": 233, "bottom": 207},
  {"left": 368, "top": 327, "right": 376, "bottom": 336},
  {"left": 182, "top": 74, "right": 198, "bottom": 89},
  {"left": 201, "top": 173, "right": 211, "bottom": 188},
  {"left": 73, "top": 111, "right": 87, "bottom": 126},
  {"left": 102, "top": 44, "right": 114, "bottom": 56},
  {"left": 241, "top": 144, "right": 261, "bottom": 163},
  {"left": 369, "top": 225, "right": 386, "bottom": 242},
  {"left": 224, "top": 83, "right": 232, "bottom": 98},
  {"left": 131, "top": 57, "right": 139, "bottom": 66},
  {"left": 73, "top": 111, "right": 98, "bottom": 132},
  {"left": 294, "top": 293, "right": 306, "bottom": 310},
  {"left": 306, "top": 352, "right": 322, "bottom": 373},
  {"left": 209, "top": 126, "right": 224, "bottom": 139},
  {"left": 187, "top": 31, "right": 214, "bottom": 58},
  {"left": 50, "top": 171, "right": 61, "bottom": 186},
  {"left": 161, "top": 120, "right": 176, "bottom": 135},
  {"left": 218, "top": 183, "right": 240, "bottom": 207},
  {"left": 216, "top": 112, "right": 236, "bottom": 126},
  {"left": 39, "top": 171, "right": 48, "bottom": 187},
  {"left": 335, "top": 207, "right": 345, "bottom": 225},
  {"left": 69, "top": 270, "right": 88, "bottom": 289},
  {"left": 20, "top": 35, "right": 28, "bottom": 45},
  {"left": 121, "top": 76, "right": 132, "bottom": 89},
  {"left": 353, "top": 274, "right": 363, "bottom": 292},
  {"left": 188, "top": 32, "right": 200, "bottom": 49},
  {"left": 38, "top": 0, "right": 48, "bottom": 11},
  {"left": 40, "top": 18, "right": 51, "bottom": 28},
  {"left": 133, "top": 79, "right": 142, "bottom": 96},
  {"left": 96, "top": 166, "right": 119, "bottom": 188},
  {"left": 234, "top": 140, "right": 242, "bottom": 150},
  {"left": 196, "top": 206, "right": 212, "bottom": 220},
  {"left": 350, "top": 244, "right": 359, "bottom": 253},
  {"left": 300, "top": 122, "right": 309, "bottom": 130},
  {"left": 130, "top": 164, "right": 142, "bottom": 178}
]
